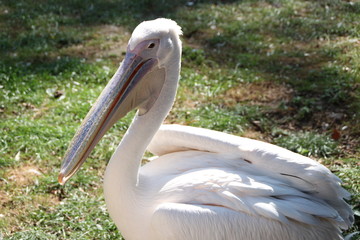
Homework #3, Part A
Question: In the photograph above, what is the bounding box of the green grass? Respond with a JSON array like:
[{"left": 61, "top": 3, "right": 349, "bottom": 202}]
[
  {"left": 273, "top": 130, "right": 339, "bottom": 158},
  {"left": 1, "top": 0, "right": 359, "bottom": 239}
]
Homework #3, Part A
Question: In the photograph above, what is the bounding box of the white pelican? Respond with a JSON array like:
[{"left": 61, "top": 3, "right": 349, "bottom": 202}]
[{"left": 59, "top": 18, "right": 354, "bottom": 240}]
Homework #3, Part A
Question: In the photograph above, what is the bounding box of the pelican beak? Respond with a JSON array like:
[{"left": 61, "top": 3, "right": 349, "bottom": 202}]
[{"left": 58, "top": 50, "right": 158, "bottom": 185}]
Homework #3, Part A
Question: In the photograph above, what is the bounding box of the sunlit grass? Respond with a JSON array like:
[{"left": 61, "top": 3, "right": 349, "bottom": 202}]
[{"left": 273, "top": 130, "right": 339, "bottom": 158}]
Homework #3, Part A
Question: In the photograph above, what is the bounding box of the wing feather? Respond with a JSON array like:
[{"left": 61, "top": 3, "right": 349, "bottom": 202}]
[{"left": 145, "top": 124, "right": 353, "bottom": 230}]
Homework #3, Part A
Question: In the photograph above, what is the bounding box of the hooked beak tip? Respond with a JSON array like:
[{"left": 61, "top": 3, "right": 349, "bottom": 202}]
[{"left": 58, "top": 172, "right": 66, "bottom": 185}]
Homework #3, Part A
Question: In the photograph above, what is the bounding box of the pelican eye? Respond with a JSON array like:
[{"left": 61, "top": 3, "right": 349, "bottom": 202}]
[{"left": 148, "top": 42, "right": 156, "bottom": 49}]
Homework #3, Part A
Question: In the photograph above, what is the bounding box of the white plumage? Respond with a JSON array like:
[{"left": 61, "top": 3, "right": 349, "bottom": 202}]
[
  {"left": 144, "top": 125, "right": 353, "bottom": 239},
  {"left": 60, "top": 18, "right": 354, "bottom": 240}
]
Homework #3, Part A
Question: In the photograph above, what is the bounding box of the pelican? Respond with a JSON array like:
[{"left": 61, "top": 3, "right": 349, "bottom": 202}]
[{"left": 59, "top": 18, "right": 354, "bottom": 240}]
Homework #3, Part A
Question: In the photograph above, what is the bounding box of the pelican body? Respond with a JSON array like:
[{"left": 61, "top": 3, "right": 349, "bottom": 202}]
[{"left": 59, "top": 19, "right": 354, "bottom": 240}]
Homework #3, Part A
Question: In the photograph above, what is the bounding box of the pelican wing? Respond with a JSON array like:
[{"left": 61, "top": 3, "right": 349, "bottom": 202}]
[
  {"left": 150, "top": 202, "right": 343, "bottom": 240},
  {"left": 146, "top": 124, "right": 353, "bottom": 230}
]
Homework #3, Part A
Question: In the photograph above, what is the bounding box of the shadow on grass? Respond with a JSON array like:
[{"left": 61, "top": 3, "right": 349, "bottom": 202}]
[
  {"left": 0, "top": 0, "right": 240, "bottom": 53},
  {"left": 0, "top": 0, "right": 241, "bottom": 83},
  {"left": 1, "top": 0, "right": 359, "bottom": 136},
  {"left": 189, "top": 1, "right": 360, "bottom": 135}
]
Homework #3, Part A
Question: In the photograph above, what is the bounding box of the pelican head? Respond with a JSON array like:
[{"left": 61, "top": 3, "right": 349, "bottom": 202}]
[{"left": 59, "top": 18, "right": 182, "bottom": 184}]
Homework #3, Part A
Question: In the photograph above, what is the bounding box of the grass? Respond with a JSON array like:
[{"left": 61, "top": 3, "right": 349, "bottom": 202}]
[
  {"left": 273, "top": 130, "right": 339, "bottom": 158},
  {"left": 1, "top": 0, "right": 359, "bottom": 239}
]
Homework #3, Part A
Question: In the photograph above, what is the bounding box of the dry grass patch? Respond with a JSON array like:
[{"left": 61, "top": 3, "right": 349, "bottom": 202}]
[
  {"left": 5, "top": 164, "right": 43, "bottom": 187},
  {"left": 328, "top": 36, "right": 360, "bottom": 48},
  {"left": 60, "top": 25, "right": 130, "bottom": 62},
  {"left": 240, "top": 130, "right": 267, "bottom": 141},
  {"left": 273, "top": 37, "right": 360, "bottom": 74},
  {"left": 0, "top": 189, "right": 10, "bottom": 207},
  {"left": 0, "top": 163, "right": 59, "bottom": 235},
  {"left": 223, "top": 81, "right": 293, "bottom": 106},
  {"left": 1, "top": 193, "right": 60, "bottom": 235}
]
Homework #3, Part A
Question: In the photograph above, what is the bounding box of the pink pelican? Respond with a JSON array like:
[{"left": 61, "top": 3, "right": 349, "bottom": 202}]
[{"left": 59, "top": 18, "right": 353, "bottom": 240}]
